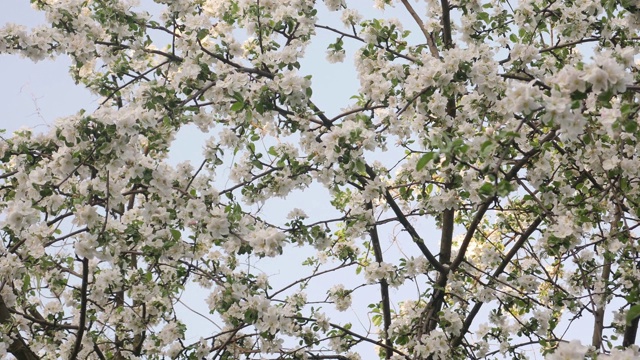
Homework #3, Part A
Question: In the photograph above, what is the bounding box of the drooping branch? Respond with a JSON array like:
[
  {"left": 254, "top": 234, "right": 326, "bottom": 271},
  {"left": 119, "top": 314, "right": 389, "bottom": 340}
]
[
  {"left": 314, "top": 24, "right": 418, "bottom": 62},
  {"left": 267, "top": 261, "right": 356, "bottom": 299},
  {"left": 294, "top": 317, "right": 409, "bottom": 358}
]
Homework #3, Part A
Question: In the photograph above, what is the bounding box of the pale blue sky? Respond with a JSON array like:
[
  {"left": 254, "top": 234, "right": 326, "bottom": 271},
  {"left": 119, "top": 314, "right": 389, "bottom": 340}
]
[{"left": 0, "top": 1, "right": 98, "bottom": 134}]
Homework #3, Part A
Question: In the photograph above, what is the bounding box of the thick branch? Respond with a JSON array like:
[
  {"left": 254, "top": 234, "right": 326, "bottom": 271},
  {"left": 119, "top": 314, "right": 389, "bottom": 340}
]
[
  {"left": 592, "top": 260, "right": 611, "bottom": 349},
  {"left": 0, "top": 296, "right": 40, "bottom": 360},
  {"left": 69, "top": 257, "right": 89, "bottom": 360},
  {"left": 368, "top": 216, "right": 393, "bottom": 359},
  {"left": 592, "top": 208, "right": 619, "bottom": 350},
  {"left": 623, "top": 317, "right": 639, "bottom": 348},
  {"left": 440, "top": 0, "right": 453, "bottom": 49}
]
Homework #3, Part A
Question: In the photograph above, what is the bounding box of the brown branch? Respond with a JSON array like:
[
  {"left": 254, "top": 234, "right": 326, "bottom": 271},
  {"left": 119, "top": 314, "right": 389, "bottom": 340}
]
[
  {"left": 592, "top": 261, "right": 612, "bottom": 349},
  {"left": 328, "top": 105, "right": 387, "bottom": 124},
  {"left": 10, "top": 309, "right": 78, "bottom": 331},
  {"left": 44, "top": 227, "right": 89, "bottom": 247},
  {"left": 362, "top": 162, "right": 444, "bottom": 273},
  {"left": 100, "top": 59, "right": 172, "bottom": 106},
  {"left": 623, "top": 316, "right": 639, "bottom": 348},
  {"left": 440, "top": 0, "right": 453, "bottom": 49},
  {"left": 69, "top": 257, "right": 89, "bottom": 360},
  {"left": 94, "top": 41, "right": 182, "bottom": 62},
  {"left": 46, "top": 212, "right": 74, "bottom": 226},
  {"left": 308, "top": 100, "right": 334, "bottom": 129},
  {"left": 0, "top": 295, "right": 40, "bottom": 360},
  {"left": 184, "top": 158, "right": 207, "bottom": 192},
  {"left": 178, "top": 81, "right": 217, "bottom": 107},
  {"left": 64, "top": 165, "right": 103, "bottom": 358},
  {"left": 399, "top": 0, "right": 439, "bottom": 57},
  {"left": 381, "top": 187, "right": 444, "bottom": 272},
  {"left": 219, "top": 167, "right": 279, "bottom": 196},
  {"left": 367, "top": 210, "right": 392, "bottom": 359},
  {"left": 449, "top": 129, "right": 557, "bottom": 272},
  {"left": 592, "top": 208, "right": 619, "bottom": 350},
  {"left": 0, "top": 170, "right": 18, "bottom": 179},
  {"left": 314, "top": 24, "right": 417, "bottom": 62},
  {"left": 451, "top": 216, "right": 543, "bottom": 347},
  {"left": 422, "top": 97, "right": 458, "bottom": 336},
  {"left": 539, "top": 37, "right": 600, "bottom": 54},
  {"left": 294, "top": 317, "right": 408, "bottom": 358},
  {"left": 197, "top": 39, "right": 272, "bottom": 78},
  {"left": 267, "top": 261, "right": 356, "bottom": 299}
]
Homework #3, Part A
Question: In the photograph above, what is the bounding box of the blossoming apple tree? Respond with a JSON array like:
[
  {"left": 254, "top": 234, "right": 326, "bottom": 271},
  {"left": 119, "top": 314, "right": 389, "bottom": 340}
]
[{"left": 2, "top": 0, "right": 640, "bottom": 359}]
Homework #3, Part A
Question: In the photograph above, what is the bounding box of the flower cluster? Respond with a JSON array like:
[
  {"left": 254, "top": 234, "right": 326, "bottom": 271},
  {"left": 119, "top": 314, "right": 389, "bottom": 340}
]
[{"left": 1, "top": 0, "right": 640, "bottom": 359}]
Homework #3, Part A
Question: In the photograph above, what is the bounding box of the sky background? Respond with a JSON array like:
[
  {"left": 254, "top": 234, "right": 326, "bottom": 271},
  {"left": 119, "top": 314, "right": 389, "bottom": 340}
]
[{"left": 0, "top": 1, "right": 98, "bottom": 134}]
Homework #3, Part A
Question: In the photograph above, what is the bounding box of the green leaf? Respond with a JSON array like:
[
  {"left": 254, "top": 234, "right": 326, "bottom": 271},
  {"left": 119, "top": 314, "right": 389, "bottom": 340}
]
[
  {"left": 372, "top": 314, "right": 382, "bottom": 326},
  {"left": 230, "top": 101, "right": 244, "bottom": 112},
  {"left": 622, "top": 0, "right": 640, "bottom": 13},
  {"left": 624, "top": 119, "right": 637, "bottom": 133},
  {"left": 627, "top": 305, "right": 640, "bottom": 325},
  {"left": 416, "top": 152, "right": 435, "bottom": 171},
  {"left": 170, "top": 229, "right": 181, "bottom": 241},
  {"left": 426, "top": 183, "right": 433, "bottom": 194},
  {"left": 252, "top": 159, "right": 263, "bottom": 169},
  {"left": 479, "top": 182, "right": 494, "bottom": 196}
]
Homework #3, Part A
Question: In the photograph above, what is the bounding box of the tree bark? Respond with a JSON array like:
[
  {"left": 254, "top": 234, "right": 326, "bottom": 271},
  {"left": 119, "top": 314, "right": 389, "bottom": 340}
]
[{"left": 0, "top": 295, "right": 40, "bottom": 360}]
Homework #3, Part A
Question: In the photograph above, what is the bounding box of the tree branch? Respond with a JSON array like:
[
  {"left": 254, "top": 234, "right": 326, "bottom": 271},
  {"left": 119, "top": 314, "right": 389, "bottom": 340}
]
[
  {"left": 592, "top": 207, "right": 619, "bottom": 350},
  {"left": 367, "top": 213, "right": 393, "bottom": 359},
  {"left": 440, "top": 0, "right": 453, "bottom": 49},
  {"left": 294, "top": 317, "right": 409, "bottom": 358},
  {"left": 399, "top": 0, "right": 439, "bottom": 57},
  {"left": 0, "top": 295, "right": 40, "bottom": 360},
  {"left": 69, "top": 257, "right": 89, "bottom": 360},
  {"left": 451, "top": 216, "right": 543, "bottom": 347}
]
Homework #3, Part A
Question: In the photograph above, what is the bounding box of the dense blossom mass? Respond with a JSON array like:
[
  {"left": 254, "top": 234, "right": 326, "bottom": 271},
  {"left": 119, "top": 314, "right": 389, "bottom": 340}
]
[{"left": 1, "top": 0, "right": 640, "bottom": 359}]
